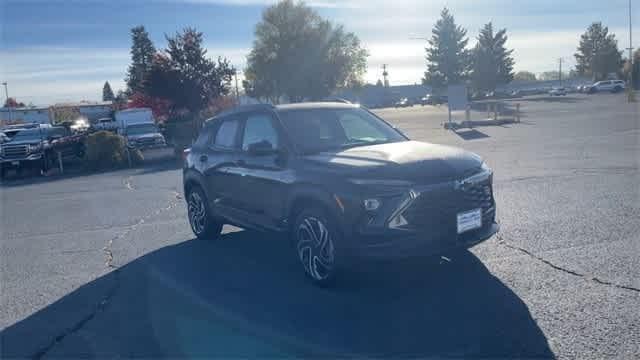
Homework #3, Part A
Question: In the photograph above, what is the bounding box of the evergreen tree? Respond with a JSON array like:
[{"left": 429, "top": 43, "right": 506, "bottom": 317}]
[
  {"left": 422, "top": 8, "right": 469, "bottom": 91},
  {"left": 574, "top": 22, "right": 622, "bottom": 80},
  {"left": 125, "top": 26, "right": 156, "bottom": 94},
  {"left": 102, "top": 81, "right": 115, "bottom": 101},
  {"left": 471, "top": 22, "right": 514, "bottom": 92}
]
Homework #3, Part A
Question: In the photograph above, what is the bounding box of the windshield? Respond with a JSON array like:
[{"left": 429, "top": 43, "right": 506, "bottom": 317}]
[
  {"left": 8, "top": 129, "right": 44, "bottom": 142},
  {"left": 126, "top": 124, "right": 158, "bottom": 136},
  {"left": 278, "top": 107, "right": 406, "bottom": 154}
]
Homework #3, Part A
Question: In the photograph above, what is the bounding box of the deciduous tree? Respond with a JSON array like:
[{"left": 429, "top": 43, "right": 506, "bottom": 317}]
[
  {"left": 514, "top": 71, "right": 536, "bottom": 81},
  {"left": 3, "top": 98, "right": 25, "bottom": 108},
  {"left": 243, "top": 0, "right": 368, "bottom": 103},
  {"left": 145, "top": 28, "right": 234, "bottom": 114}
]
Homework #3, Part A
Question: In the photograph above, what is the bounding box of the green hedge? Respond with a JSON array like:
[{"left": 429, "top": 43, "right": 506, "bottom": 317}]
[{"left": 85, "top": 131, "right": 143, "bottom": 169}]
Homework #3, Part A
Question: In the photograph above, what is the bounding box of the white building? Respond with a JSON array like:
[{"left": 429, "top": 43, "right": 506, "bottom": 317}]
[{"left": 0, "top": 106, "right": 50, "bottom": 127}]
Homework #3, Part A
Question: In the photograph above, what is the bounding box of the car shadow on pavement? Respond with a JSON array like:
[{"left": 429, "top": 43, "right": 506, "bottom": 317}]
[{"left": 1, "top": 231, "right": 553, "bottom": 358}]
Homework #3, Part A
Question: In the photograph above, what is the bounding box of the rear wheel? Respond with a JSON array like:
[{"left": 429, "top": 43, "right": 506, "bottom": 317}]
[
  {"left": 187, "top": 186, "right": 223, "bottom": 240},
  {"left": 293, "top": 206, "right": 340, "bottom": 286}
]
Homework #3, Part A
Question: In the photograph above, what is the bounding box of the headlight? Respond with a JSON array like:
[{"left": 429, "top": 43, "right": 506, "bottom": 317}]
[
  {"left": 481, "top": 162, "right": 492, "bottom": 173},
  {"left": 28, "top": 144, "right": 42, "bottom": 153},
  {"left": 349, "top": 179, "right": 413, "bottom": 186}
]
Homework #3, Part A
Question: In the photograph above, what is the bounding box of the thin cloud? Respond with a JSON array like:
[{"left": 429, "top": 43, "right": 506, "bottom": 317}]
[{"left": 173, "top": 0, "right": 360, "bottom": 8}]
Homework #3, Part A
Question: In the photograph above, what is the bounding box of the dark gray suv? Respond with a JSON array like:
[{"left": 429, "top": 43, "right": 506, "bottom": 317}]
[{"left": 183, "top": 103, "right": 498, "bottom": 285}]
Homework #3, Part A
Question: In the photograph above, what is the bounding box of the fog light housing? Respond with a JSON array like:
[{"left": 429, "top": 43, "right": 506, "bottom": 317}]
[
  {"left": 363, "top": 198, "right": 381, "bottom": 211},
  {"left": 388, "top": 214, "right": 408, "bottom": 229}
]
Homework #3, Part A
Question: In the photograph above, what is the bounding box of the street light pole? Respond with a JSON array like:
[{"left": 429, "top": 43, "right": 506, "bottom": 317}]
[
  {"left": 2, "top": 82, "right": 12, "bottom": 123},
  {"left": 628, "top": 0, "right": 634, "bottom": 90}
]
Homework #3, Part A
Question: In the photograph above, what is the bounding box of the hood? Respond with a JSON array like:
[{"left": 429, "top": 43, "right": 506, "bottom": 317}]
[{"left": 303, "top": 140, "right": 483, "bottom": 183}]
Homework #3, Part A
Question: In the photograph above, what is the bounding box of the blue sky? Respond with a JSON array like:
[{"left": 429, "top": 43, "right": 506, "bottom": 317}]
[{"left": 1, "top": 0, "right": 637, "bottom": 104}]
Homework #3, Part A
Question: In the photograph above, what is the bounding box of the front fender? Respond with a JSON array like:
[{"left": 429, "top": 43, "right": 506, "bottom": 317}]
[
  {"left": 284, "top": 183, "right": 359, "bottom": 234},
  {"left": 183, "top": 168, "right": 209, "bottom": 201}
]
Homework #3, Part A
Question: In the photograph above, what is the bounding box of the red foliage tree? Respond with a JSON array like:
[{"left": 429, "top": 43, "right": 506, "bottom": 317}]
[
  {"left": 127, "top": 92, "right": 172, "bottom": 123},
  {"left": 4, "top": 97, "right": 25, "bottom": 108}
]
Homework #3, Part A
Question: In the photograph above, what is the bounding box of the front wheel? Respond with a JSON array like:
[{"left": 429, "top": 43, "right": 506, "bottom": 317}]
[
  {"left": 187, "top": 186, "right": 223, "bottom": 240},
  {"left": 293, "top": 207, "right": 340, "bottom": 286}
]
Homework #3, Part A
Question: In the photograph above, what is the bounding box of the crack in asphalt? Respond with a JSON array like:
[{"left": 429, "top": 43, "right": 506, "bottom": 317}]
[
  {"left": 32, "top": 187, "right": 184, "bottom": 359},
  {"left": 31, "top": 271, "right": 121, "bottom": 360},
  {"left": 496, "top": 234, "right": 640, "bottom": 293}
]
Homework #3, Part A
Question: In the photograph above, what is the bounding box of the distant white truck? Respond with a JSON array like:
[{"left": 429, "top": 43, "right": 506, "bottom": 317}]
[{"left": 114, "top": 108, "right": 171, "bottom": 159}]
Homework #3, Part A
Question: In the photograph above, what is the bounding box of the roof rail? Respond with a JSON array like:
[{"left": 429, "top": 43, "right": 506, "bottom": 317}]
[{"left": 214, "top": 104, "right": 275, "bottom": 118}]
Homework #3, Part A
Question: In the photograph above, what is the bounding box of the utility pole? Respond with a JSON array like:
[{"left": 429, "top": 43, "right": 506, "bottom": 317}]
[
  {"left": 382, "top": 64, "right": 389, "bottom": 88},
  {"left": 2, "top": 82, "right": 11, "bottom": 123},
  {"left": 234, "top": 68, "right": 240, "bottom": 105},
  {"left": 627, "top": 0, "right": 634, "bottom": 92},
  {"left": 558, "top": 58, "right": 563, "bottom": 87}
]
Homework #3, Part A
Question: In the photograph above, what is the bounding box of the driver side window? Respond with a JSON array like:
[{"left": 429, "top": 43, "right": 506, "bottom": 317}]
[{"left": 242, "top": 113, "right": 279, "bottom": 151}]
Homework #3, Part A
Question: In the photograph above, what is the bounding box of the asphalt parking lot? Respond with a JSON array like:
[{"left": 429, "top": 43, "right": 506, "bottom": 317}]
[{"left": 1, "top": 93, "right": 639, "bottom": 358}]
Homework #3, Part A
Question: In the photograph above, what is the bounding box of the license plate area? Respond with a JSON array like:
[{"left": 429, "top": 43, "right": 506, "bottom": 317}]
[{"left": 457, "top": 208, "right": 482, "bottom": 234}]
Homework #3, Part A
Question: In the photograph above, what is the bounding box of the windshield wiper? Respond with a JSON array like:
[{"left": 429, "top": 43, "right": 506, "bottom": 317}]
[{"left": 340, "top": 140, "right": 388, "bottom": 150}]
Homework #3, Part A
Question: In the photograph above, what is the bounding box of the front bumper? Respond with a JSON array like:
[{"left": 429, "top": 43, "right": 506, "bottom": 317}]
[
  {"left": 343, "top": 168, "right": 497, "bottom": 260},
  {"left": 1, "top": 153, "right": 44, "bottom": 165},
  {"left": 136, "top": 145, "right": 174, "bottom": 160},
  {"left": 349, "top": 221, "right": 499, "bottom": 260}
]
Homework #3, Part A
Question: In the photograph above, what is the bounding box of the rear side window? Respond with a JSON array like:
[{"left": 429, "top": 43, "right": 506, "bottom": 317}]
[{"left": 212, "top": 117, "right": 240, "bottom": 149}]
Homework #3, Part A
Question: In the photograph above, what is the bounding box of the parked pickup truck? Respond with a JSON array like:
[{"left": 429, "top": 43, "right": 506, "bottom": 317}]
[
  {"left": 0, "top": 125, "right": 85, "bottom": 178},
  {"left": 115, "top": 108, "right": 172, "bottom": 159}
]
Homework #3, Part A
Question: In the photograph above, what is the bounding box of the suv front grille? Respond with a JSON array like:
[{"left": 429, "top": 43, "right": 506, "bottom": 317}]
[
  {"left": 1, "top": 145, "right": 29, "bottom": 159},
  {"left": 134, "top": 138, "right": 159, "bottom": 148},
  {"left": 402, "top": 179, "right": 495, "bottom": 233}
]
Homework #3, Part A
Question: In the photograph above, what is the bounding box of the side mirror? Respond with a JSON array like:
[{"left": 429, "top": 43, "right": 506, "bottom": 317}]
[{"left": 247, "top": 140, "right": 276, "bottom": 156}]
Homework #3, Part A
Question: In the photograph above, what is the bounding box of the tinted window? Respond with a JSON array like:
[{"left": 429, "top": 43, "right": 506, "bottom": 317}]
[
  {"left": 242, "top": 113, "right": 279, "bottom": 151},
  {"left": 48, "top": 127, "right": 68, "bottom": 138},
  {"left": 213, "top": 117, "right": 240, "bottom": 149}
]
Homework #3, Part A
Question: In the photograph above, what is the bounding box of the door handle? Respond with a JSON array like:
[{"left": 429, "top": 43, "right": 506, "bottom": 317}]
[{"left": 199, "top": 154, "right": 208, "bottom": 162}]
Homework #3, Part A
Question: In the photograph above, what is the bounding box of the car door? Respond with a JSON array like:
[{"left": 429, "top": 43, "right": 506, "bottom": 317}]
[
  {"left": 233, "top": 110, "right": 290, "bottom": 230},
  {"left": 200, "top": 114, "right": 245, "bottom": 220}
]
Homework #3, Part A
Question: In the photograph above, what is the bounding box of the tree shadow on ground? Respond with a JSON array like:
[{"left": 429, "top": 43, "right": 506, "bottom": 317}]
[
  {"left": 520, "top": 96, "right": 586, "bottom": 103},
  {"left": 453, "top": 128, "right": 491, "bottom": 141},
  {"left": 1, "top": 231, "right": 553, "bottom": 358},
  {"left": 0, "top": 158, "right": 180, "bottom": 188}
]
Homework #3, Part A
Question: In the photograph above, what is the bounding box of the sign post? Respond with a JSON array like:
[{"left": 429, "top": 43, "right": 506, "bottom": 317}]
[{"left": 446, "top": 85, "right": 468, "bottom": 128}]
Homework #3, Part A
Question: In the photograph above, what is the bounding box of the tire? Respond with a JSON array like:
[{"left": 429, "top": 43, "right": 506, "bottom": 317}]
[
  {"left": 612, "top": 86, "right": 622, "bottom": 93},
  {"left": 292, "top": 206, "right": 341, "bottom": 286},
  {"left": 186, "top": 185, "right": 223, "bottom": 240}
]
